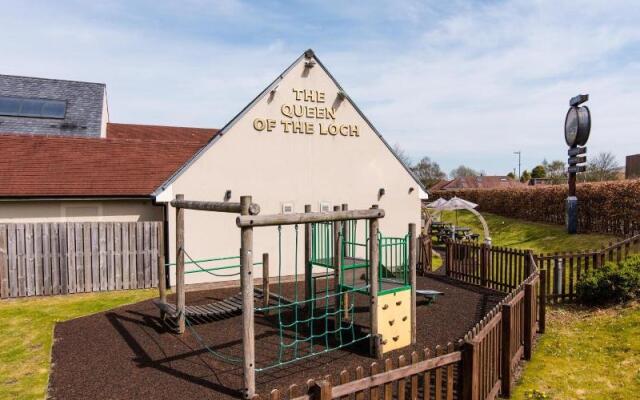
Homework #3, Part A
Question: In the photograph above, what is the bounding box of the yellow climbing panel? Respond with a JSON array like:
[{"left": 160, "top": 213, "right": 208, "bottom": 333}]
[{"left": 377, "top": 288, "right": 412, "bottom": 353}]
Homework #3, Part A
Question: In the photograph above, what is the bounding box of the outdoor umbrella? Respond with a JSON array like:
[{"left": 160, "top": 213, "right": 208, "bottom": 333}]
[
  {"left": 440, "top": 197, "right": 478, "bottom": 225},
  {"left": 425, "top": 197, "right": 448, "bottom": 209}
]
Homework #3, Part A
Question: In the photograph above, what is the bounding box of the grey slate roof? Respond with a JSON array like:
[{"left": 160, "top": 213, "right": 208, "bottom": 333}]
[{"left": 0, "top": 74, "right": 106, "bottom": 137}]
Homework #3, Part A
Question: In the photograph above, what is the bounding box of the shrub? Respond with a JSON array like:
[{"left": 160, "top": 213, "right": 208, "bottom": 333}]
[
  {"left": 576, "top": 255, "right": 640, "bottom": 305},
  {"left": 430, "top": 179, "right": 640, "bottom": 236}
]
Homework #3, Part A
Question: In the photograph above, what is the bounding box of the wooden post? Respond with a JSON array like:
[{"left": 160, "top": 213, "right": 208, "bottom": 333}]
[
  {"left": 480, "top": 243, "right": 488, "bottom": 287},
  {"left": 341, "top": 204, "right": 350, "bottom": 322},
  {"left": 309, "top": 380, "right": 332, "bottom": 400},
  {"left": 445, "top": 241, "right": 452, "bottom": 277},
  {"left": 501, "top": 303, "right": 513, "bottom": 398},
  {"left": 539, "top": 270, "right": 547, "bottom": 334},
  {"left": 524, "top": 283, "right": 534, "bottom": 360},
  {"left": 158, "top": 222, "right": 167, "bottom": 304},
  {"left": 333, "top": 206, "right": 343, "bottom": 326},
  {"left": 461, "top": 340, "right": 479, "bottom": 400},
  {"left": 175, "top": 194, "right": 185, "bottom": 334},
  {"left": 369, "top": 205, "right": 381, "bottom": 358},
  {"left": 408, "top": 223, "right": 417, "bottom": 345},
  {"left": 304, "top": 205, "right": 313, "bottom": 308},
  {"left": 262, "top": 252, "right": 270, "bottom": 314},
  {"left": 240, "top": 196, "right": 256, "bottom": 399},
  {"left": 524, "top": 250, "right": 533, "bottom": 277}
]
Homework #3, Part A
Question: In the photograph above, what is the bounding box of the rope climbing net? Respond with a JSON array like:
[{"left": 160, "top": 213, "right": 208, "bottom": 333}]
[{"left": 254, "top": 223, "right": 370, "bottom": 372}]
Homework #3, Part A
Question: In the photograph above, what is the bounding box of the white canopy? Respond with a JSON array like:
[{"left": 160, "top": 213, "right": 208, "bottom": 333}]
[
  {"left": 439, "top": 196, "right": 478, "bottom": 211},
  {"left": 425, "top": 197, "right": 448, "bottom": 209}
]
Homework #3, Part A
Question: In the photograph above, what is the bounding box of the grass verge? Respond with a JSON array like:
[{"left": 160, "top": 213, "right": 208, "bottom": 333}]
[
  {"left": 0, "top": 289, "right": 156, "bottom": 400},
  {"left": 512, "top": 302, "right": 640, "bottom": 400},
  {"left": 437, "top": 210, "right": 617, "bottom": 253}
]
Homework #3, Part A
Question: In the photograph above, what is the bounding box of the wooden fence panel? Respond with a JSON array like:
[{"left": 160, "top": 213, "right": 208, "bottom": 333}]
[
  {"left": 0, "top": 224, "right": 7, "bottom": 298},
  {"left": 0, "top": 221, "right": 163, "bottom": 298}
]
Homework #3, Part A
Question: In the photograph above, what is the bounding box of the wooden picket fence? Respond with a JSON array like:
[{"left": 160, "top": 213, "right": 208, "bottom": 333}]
[
  {"left": 445, "top": 242, "right": 533, "bottom": 292},
  {"left": 536, "top": 233, "right": 640, "bottom": 303},
  {"left": 416, "top": 234, "right": 433, "bottom": 275},
  {"left": 0, "top": 221, "right": 163, "bottom": 299},
  {"left": 267, "top": 342, "right": 461, "bottom": 400}
]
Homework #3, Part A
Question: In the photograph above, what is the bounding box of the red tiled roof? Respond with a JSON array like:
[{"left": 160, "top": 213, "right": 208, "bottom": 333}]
[
  {"left": 0, "top": 124, "right": 219, "bottom": 197},
  {"left": 430, "top": 176, "right": 525, "bottom": 191},
  {"left": 107, "top": 123, "right": 218, "bottom": 144}
]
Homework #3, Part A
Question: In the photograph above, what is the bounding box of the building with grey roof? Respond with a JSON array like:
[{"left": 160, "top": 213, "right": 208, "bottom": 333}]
[{"left": 0, "top": 74, "right": 108, "bottom": 137}]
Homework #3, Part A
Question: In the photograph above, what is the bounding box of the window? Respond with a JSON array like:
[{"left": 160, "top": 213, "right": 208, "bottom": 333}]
[{"left": 0, "top": 95, "right": 67, "bottom": 119}]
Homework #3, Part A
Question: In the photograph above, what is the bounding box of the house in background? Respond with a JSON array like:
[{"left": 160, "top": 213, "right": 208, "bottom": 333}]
[
  {"left": 626, "top": 154, "right": 640, "bottom": 179},
  {"left": 429, "top": 175, "right": 525, "bottom": 192}
]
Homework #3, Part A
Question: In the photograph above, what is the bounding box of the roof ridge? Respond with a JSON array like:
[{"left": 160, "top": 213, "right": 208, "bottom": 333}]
[{"left": 107, "top": 122, "right": 219, "bottom": 132}]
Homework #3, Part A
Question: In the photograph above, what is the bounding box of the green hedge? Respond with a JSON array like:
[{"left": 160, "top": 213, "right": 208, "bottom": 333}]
[
  {"left": 431, "top": 179, "right": 640, "bottom": 235},
  {"left": 576, "top": 255, "right": 640, "bottom": 305}
]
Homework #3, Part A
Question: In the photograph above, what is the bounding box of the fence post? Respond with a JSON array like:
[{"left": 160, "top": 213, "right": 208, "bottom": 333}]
[
  {"left": 369, "top": 205, "right": 381, "bottom": 359},
  {"left": 501, "top": 303, "right": 513, "bottom": 398},
  {"left": 445, "top": 241, "right": 452, "bottom": 277},
  {"left": 309, "top": 380, "right": 332, "bottom": 400},
  {"left": 480, "top": 243, "right": 488, "bottom": 287},
  {"left": 524, "top": 283, "right": 534, "bottom": 360},
  {"left": 553, "top": 257, "right": 563, "bottom": 299},
  {"left": 539, "top": 270, "right": 547, "bottom": 334},
  {"left": 175, "top": 194, "right": 185, "bottom": 334},
  {"left": 461, "top": 340, "right": 479, "bottom": 400},
  {"left": 262, "top": 252, "right": 270, "bottom": 315},
  {"left": 304, "top": 205, "right": 313, "bottom": 307},
  {"left": 409, "top": 223, "right": 417, "bottom": 345},
  {"left": 240, "top": 196, "right": 256, "bottom": 399}
]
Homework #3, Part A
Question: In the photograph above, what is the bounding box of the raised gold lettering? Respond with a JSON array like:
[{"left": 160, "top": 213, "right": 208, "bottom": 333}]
[
  {"left": 317, "top": 91, "right": 325, "bottom": 103},
  {"left": 292, "top": 88, "right": 304, "bottom": 101},
  {"left": 267, "top": 119, "right": 277, "bottom": 132},
  {"left": 339, "top": 125, "right": 349, "bottom": 136},
  {"left": 281, "top": 104, "right": 293, "bottom": 118},
  {"left": 281, "top": 120, "right": 292, "bottom": 133},
  {"left": 292, "top": 121, "right": 304, "bottom": 134},
  {"left": 327, "top": 108, "right": 336, "bottom": 120},
  {"left": 253, "top": 118, "right": 266, "bottom": 131},
  {"left": 293, "top": 104, "right": 304, "bottom": 117},
  {"left": 305, "top": 122, "right": 314, "bottom": 134}
]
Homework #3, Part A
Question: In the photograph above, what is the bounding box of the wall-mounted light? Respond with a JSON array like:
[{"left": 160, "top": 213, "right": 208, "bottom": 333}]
[
  {"left": 337, "top": 90, "right": 346, "bottom": 100},
  {"left": 378, "top": 188, "right": 386, "bottom": 198},
  {"left": 305, "top": 59, "right": 316, "bottom": 68},
  {"left": 408, "top": 187, "right": 415, "bottom": 194},
  {"left": 224, "top": 190, "right": 232, "bottom": 201},
  {"left": 270, "top": 85, "right": 279, "bottom": 95}
]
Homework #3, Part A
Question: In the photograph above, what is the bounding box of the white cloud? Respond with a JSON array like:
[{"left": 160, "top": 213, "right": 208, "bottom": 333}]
[{"left": 1, "top": 0, "right": 639, "bottom": 174}]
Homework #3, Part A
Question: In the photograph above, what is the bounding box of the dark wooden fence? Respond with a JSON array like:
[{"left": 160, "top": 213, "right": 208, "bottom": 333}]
[
  {"left": 445, "top": 242, "right": 533, "bottom": 292},
  {"left": 0, "top": 221, "right": 163, "bottom": 299},
  {"left": 416, "top": 234, "right": 432, "bottom": 275},
  {"left": 267, "top": 342, "right": 461, "bottom": 400}
]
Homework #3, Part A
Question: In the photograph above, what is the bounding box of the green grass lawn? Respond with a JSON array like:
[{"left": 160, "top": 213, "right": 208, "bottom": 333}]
[
  {"left": 436, "top": 210, "right": 617, "bottom": 253},
  {"left": 0, "top": 289, "right": 156, "bottom": 400},
  {"left": 432, "top": 210, "right": 638, "bottom": 399},
  {"left": 512, "top": 303, "right": 640, "bottom": 400}
]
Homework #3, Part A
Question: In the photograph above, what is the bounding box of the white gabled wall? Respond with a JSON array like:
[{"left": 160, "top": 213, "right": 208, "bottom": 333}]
[{"left": 163, "top": 53, "right": 422, "bottom": 285}]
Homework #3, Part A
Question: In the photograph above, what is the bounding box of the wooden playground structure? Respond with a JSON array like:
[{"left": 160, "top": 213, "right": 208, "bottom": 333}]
[{"left": 154, "top": 195, "right": 418, "bottom": 398}]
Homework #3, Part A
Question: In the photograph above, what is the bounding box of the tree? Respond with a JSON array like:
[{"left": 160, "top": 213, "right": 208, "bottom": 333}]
[
  {"left": 531, "top": 165, "right": 546, "bottom": 179},
  {"left": 543, "top": 160, "right": 566, "bottom": 184},
  {"left": 585, "top": 151, "right": 620, "bottom": 182},
  {"left": 450, "top": 165, "right": 479, "bottom": 178},
  {"left": 412, "top": 157, "right": 447, "bottom": 188},
  {"left": 520, "top": 170, "right": 531, "bottom": 183},
  {"left": 507, "top": 172, "right": 515, "bottom": 179},
  {"left": 392, "top": 143, "right": 413, "bottom": 167}
]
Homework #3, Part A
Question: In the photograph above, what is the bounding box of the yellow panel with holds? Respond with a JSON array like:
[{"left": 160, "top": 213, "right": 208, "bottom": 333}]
[{"left": 377, "top": 288, "right": 412, "bottom": 353}]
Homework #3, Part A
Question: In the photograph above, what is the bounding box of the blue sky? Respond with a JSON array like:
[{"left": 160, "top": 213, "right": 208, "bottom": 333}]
[{"left": 1, "top": 0, "right": 639, "bottom": 176}]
